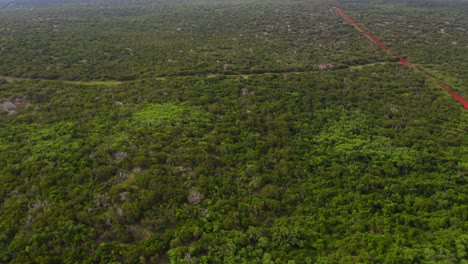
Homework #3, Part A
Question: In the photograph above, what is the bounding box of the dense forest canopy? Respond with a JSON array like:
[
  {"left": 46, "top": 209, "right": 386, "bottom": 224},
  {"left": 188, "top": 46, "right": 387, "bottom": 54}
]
[{"left": 0, "top": 0, "right": 467, "bottom": 263}]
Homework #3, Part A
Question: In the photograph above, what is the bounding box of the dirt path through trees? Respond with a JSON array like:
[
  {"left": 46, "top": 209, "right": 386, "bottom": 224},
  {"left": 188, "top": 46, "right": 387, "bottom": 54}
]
[
  {"left": 333, "top": 7, "right": 468, "bottom": 110},
  {"left": 0, "top": 62, "right": 392, "bottom": 84}
]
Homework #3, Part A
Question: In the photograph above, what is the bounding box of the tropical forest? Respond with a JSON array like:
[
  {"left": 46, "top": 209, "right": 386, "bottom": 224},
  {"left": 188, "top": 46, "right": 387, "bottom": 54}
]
[{"left": 0, "top": 0, "right": 467, "bottom": 263}]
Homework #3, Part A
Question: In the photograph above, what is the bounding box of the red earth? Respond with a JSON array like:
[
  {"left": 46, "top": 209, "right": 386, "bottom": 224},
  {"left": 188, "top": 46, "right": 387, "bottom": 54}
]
[{"left": 333, "top": 7, "right": 468, "bottom": 110}]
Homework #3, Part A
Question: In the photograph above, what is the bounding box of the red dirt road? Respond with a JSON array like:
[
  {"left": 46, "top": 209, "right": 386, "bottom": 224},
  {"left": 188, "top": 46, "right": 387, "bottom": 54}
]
[{"left": 333, "top": 7, "right": 468, "bottom": 110}]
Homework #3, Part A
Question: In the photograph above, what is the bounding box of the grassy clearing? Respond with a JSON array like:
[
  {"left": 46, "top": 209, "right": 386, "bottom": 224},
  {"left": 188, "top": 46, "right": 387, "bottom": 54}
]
[
  {"left": 0, "top": 75, "right": 122, "bottom": 86},
  {"left": 0, "top": 76, "right": 28, "bottom": 82},
  {"left": 64, "top": 80, "right": 122, "bottom": 86},
  {"left": 349, "top": 62, "right": 389, "bottom": 70}
]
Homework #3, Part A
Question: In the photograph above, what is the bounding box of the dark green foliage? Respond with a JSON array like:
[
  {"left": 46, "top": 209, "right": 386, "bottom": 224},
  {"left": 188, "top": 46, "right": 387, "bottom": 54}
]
[{"left": 0, "top": 0, "right": 467, "bottom": 263}]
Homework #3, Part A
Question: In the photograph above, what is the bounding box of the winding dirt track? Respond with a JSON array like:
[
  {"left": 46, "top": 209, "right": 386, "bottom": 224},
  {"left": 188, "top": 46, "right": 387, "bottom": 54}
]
[{"left": 333, "top": 7, "right": 468, "bottom": 110}]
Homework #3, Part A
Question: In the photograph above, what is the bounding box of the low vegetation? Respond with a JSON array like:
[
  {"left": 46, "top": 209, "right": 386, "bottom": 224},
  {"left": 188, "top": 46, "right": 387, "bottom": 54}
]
[{"left": 0, "top": 0, "right": 466, "bottom": 263}]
